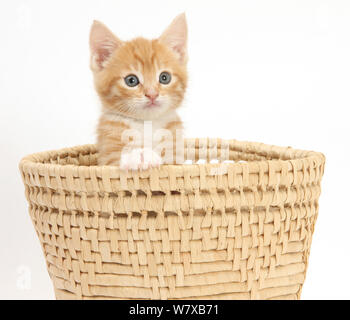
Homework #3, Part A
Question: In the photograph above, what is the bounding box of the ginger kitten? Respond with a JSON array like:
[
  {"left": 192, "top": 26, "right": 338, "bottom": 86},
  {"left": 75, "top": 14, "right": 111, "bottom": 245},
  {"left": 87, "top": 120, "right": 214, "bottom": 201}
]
[{"left": 90, "top": 13, "right": 188, "bottom": 170}]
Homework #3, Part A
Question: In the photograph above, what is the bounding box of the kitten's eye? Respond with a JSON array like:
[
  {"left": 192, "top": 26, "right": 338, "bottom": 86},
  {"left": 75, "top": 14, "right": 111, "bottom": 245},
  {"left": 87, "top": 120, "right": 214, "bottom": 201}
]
[
  {"left": 124, "top": 75, "right": 139, "bottom": 87},
  {"left": 159, "top": 72, "right": 171, "bottom": 85}
]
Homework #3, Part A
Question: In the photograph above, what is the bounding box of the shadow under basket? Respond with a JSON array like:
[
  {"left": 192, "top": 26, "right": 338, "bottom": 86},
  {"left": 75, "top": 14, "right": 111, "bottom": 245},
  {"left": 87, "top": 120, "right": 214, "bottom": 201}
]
[{"left": 19, "top": 139, "right": 325, "bottom": 300}]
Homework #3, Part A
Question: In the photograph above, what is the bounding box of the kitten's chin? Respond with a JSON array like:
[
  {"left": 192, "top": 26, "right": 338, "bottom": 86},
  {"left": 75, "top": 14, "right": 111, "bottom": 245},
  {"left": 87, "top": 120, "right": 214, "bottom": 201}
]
[
  {"left": 105, "top": 105, "right": 169, "bottom": 121},
  {"left": 138, "top": 105, "right": 170, "bottom": 120},
  {"left": 129, "top": 100, "right": 172, "bottom": 120}
]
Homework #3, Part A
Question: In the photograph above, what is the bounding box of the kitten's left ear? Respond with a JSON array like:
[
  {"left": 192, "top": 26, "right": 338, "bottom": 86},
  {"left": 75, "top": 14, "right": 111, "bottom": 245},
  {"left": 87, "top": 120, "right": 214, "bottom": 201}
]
[{"left": 159, "top": 13, "right": 188, "bottom": 63}]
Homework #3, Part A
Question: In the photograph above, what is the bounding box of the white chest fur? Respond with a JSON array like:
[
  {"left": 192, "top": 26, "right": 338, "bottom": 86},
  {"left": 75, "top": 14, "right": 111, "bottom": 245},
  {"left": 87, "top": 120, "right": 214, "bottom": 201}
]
[
  {"left": 101, "top": 110, "right": 181, "bottom": 168},
  {"left": 102, "top": 110, "right": 180, "bottom": 141}
]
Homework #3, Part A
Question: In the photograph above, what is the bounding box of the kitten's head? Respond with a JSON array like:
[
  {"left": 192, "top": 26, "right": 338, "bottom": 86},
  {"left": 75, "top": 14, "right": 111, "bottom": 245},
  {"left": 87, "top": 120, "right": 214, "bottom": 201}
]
[{"left": 90, "top": 13, "right": 188, "bottom": 120}]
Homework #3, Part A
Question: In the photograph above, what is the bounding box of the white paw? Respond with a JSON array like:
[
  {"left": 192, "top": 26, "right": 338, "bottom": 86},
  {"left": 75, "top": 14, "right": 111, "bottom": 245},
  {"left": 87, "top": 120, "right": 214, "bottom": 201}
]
[
  {"left": 140, "top": 148, "right": 162, "bottom": 170},
  {"left": 120, "top": 148, "right": 162, "bottom": 171}
]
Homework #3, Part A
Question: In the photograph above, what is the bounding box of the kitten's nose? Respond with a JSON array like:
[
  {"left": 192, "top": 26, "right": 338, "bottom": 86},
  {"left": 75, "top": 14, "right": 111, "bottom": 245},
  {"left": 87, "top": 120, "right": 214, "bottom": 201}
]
[{"left": 145, "top": 90, "right": 159, "bottom": 102}]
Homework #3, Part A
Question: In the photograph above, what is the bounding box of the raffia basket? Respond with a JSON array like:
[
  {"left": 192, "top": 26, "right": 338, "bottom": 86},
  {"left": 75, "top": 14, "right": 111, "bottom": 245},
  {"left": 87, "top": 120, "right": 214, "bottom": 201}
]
[{"left": 19, "top": 139, "right": 325, "bottom": 300}]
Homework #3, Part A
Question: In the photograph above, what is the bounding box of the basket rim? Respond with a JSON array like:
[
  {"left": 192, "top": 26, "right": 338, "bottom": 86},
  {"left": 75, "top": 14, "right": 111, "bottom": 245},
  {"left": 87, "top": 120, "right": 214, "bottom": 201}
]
[{"left": 18, "top": 138, "right": 325, "bottom": 179}]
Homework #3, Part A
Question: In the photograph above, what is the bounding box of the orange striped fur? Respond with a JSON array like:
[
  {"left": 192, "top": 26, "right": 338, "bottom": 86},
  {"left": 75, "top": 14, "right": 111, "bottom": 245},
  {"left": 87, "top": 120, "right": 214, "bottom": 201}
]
[{"left": 90, "top": 14, "right": 188, "bottom": 169}]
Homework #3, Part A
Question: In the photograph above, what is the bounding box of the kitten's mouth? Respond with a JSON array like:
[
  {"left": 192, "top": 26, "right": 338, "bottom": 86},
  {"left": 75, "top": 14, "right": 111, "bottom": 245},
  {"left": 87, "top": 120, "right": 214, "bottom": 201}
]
[{"left": 145, "top": 101, "right": 161, "bottom": 108}]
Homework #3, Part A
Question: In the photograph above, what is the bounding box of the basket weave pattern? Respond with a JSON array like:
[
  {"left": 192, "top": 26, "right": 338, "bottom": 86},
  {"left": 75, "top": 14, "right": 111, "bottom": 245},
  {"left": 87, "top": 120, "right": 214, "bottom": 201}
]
[{"left": 19, "top": 139, "right": 325, "bottom": 300}]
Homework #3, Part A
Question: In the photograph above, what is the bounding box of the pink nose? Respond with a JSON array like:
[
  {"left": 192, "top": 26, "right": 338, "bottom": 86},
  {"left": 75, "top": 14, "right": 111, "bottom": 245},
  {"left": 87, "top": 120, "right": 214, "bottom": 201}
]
[{"left": 145, "top": 91, "right": 159, "bottom": 102}]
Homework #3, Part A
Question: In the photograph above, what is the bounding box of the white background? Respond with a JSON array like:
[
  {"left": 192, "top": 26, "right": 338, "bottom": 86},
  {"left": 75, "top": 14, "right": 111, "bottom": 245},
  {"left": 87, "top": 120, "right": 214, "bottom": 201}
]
[{"left": 0, "top": 0, "right": 349, "bottom": 299}]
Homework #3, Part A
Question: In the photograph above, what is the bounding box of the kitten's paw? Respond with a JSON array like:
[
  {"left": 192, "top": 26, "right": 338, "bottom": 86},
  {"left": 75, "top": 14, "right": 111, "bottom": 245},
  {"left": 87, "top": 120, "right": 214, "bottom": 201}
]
[
  {"left": 140, "top": 148, "right": 162, "bottom": 170},
  {"left": 120, "top": 149, "right": 143, "bottom": 171},
  {"left": 120, "top": 148, "right": 162, "bottom": 171}
]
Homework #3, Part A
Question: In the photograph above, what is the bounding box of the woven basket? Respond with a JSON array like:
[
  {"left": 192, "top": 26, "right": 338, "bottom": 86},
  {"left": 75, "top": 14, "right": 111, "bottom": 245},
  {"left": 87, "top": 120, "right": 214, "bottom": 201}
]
[{"left": 19, "top": 139, "right": 325, "bottom": 300}]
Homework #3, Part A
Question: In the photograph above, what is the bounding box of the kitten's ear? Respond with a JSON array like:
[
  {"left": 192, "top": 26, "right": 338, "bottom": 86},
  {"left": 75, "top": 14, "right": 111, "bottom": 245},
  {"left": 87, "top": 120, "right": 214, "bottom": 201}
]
[
  {"left": 159, "top": 13, "right": 188, "bottom": 63},
  {"left": 89, "top": 20, "right": 122, "bottom": 71}
]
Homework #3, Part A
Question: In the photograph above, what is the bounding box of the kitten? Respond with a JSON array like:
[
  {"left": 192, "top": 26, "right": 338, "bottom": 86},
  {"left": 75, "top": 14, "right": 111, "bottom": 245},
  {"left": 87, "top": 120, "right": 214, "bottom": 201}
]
[{"left": 90, "top": 13, "right": 188, "bottom": 170}]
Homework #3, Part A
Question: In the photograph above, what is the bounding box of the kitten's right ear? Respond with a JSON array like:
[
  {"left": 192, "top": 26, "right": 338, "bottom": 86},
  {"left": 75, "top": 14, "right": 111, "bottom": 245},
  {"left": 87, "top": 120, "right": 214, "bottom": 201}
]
[
  {"left": 89, "top": 20, "right": 122, "bottom": 72},
  {"left": 159, "top": 13, "right": 188, "bottom": 63}
]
